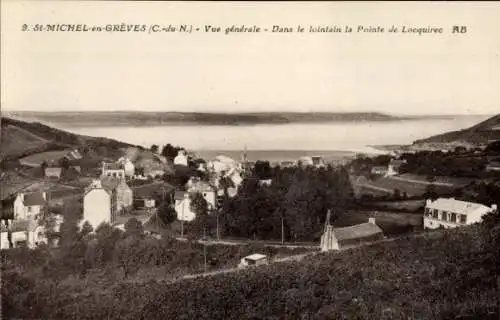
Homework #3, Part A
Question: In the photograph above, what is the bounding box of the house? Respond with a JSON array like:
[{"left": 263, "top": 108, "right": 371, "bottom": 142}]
[
  {"left": 238, "top": 253, "right": 269, "bottom": 268},
  {"left": 64, "top": 149, "right": 83, "bottom": 161},
  {"left": 112, "top": 213, "right": 152, "bottom": 232},
  {"left": 0, "top": 216, "right": 62, "bottom": 249},
  {"left": 117, "top": 157, "right": 135, "bottom": 178},
  {"left": 174, "top": 191, "right": 195, "bottom": 222},
  {"left": 101, "top": 177, "right": 133, "bottom": 213},
  {"left": 386, "top": 159, "right": 406, "bottom": 176},
  {"left": 174, "top": 150, "right": 189, "bottom": 166},
  {"left": 82, "top": 178, "right": 134, "bottom": 229},
  {"left": 187, "top": 178, "right": 217, "bottom": 209},
  {"left": 4, "top": 192, "right": 48, "bottom": 220},
  {"left": 174, "top": 180, "right": 217, "bottom": 222},
  {"left": 44, "top": 167, "right": 62, "bottom": 179},
  {"left": 299, "top": 156, "right": 314, "bottom": 166},
  {"left": 258, "top": 179, "right": 273, "bottom": 186},
  {"left": 371, "top": 166, "right": 388, "bottom": 176},
  {"left": 321, "top": 217, "right": 384, "bottom": 251},
  {"left": 101, "top": 162, "right": 125, "bottom": 179},
  {"left": 83, "top": 180, "right": 116, "bottom": 229},
  {"left": 311, "top": 156, "right": 326, "bottom": 168},
  {"left": 423, "top": 197, "right": 497, "bottom": 229}
]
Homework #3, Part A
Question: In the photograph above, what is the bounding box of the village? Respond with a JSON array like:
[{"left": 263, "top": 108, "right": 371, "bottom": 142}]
[{"left": 2, "top": 132, "right": 499, "bottom": 274}]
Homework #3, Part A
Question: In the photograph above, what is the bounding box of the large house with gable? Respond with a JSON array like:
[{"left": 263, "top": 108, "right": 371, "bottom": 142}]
[{"left": 424, "top": 197, "right": 497, "bottom": 229}]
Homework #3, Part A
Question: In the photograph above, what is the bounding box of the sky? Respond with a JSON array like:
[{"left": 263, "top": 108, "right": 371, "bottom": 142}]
[{"left": 1, "top": 1, "right": 500, "bottom": 115}]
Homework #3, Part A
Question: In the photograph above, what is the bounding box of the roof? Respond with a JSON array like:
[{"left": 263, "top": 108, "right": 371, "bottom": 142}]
[
  {"left": 389, "top": 159, "right": 406, "bottom": 166},
  {"left": 371, "top": 166, "right": 388, "bottom": 171},
  {"left": 103, "top": 162, "right": 124, "bottom": 170},
  {"left": 243, "top": 253, "right": 268, "bottom": 261},
  {"left": 175, "top": 191, "right": 187, "bottom": 200},
  {"left": 101, "top": 177, "right": 129, "bottom": 192},
  {"left": 113, "top": 213, "right": 152, "bottom": 226},
  {"left": 188, "top": 180, "right": 216, "bottom": 193},
  {"left": 45, "top": 167, "right": 62, "bottom": 177},
  {"left": 333, "top": 222, "right": 383, "bottom": 242},
  {"left": 0, "top": 219, "right": 38, "bottom": 233},
  {"left": 24, "top": 192, "right": 46, "bottom": 206},
  {"left": 426, "top": 198, "right": 491, "bottom": 216}
]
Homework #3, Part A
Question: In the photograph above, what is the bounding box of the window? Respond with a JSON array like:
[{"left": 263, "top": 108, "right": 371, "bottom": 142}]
[
  {"left": 432, "top": 210, "right": 438, "bottom": 219},
  {"left": 451, "top": 212, "right": 457, "bottom": 223},
  {"left": 441, "top": 211, "right": 448, "bottom": 221},
  {"left": 460, "top": 215, "right": 467, "bottom": 224},
  {"left": 28, "top": 206, "right": 32, "bottom": 213}
]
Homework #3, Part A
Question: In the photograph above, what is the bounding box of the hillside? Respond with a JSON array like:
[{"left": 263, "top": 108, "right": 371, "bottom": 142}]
[
  {"left": 413, "top": 113, "right": 500, "bottom": 145},
  {"left": 0, "top": 116, "right": 133, "bottom": 161},
  {"left": 3, "top": 223, "right": 498, "bottom": 319},
  {"left": 5, "top": 111, "right": 414, "bottom": 127}
]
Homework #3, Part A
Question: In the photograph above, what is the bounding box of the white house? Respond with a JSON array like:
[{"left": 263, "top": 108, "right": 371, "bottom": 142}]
[
  {"left": 174, "top": 180, "right": 217, "bottom": 222},
  {"left": 82, "top": 180, "right": 116, "bottom": 229},
  {"left": 424, "top": 198, "right": 498, "bottom": 229},
  {"left": 117, "top": 157, "right": 135, "bottom": 178},
  {"left": 12, "top": 192, "right": 47, "bottom": 220},
  {"left": 174, "top": 150, "right": 189, "bottom": 166},
  {"left": 101, "top": 162, "right": 125, "bottom": 179},
  {"left": 0, "top": 216, "right": 63, "bottom": 249},
  {"left": 386, "top": 159, "right": 406, "bottom": 176}
]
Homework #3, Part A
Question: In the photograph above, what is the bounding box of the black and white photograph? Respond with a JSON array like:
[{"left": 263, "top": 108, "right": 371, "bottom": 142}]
[{"left": 1, "top": 1, "right": 499, "bottom": 319}]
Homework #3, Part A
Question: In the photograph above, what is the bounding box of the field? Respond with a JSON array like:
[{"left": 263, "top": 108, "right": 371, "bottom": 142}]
[
  {"left": 3, "top": 224, "right": 497, "bottom": 319},
  {"left": 359, "top": 176, "right": 456, "bottom": 198},
  {"left": 19, "top": 150, "right": 72, "bottom": 167},
  {"left": 0, "top": 125, "right": 49, "bottom": 159}
]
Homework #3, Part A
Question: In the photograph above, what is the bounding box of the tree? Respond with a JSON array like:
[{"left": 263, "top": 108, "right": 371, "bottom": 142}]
[
  {"left": 161, "top": 144, "right": 179, "bottom": 162},
  {"left": 423, "top": 184, "right": 438, "bottom": 200},
  {"left": 151, "top": 144, "right": 159, "bottom": 154},
  {"left": 80, "top": 221, "right": 94, "bottom": 237},
  {"left": 40, "top": 161, "right": 48, "bottom": 178},
  {"left": 158, "top": 201, "right": 177, "bottom": 225},
  {"left": 190, "top": 193, "right": 209, "bottom": 236}
]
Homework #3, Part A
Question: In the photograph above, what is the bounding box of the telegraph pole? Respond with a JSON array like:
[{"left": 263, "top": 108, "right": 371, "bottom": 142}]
[
  {"left": 281, "top": 215, "right": 284, "bottom": 245},
  {"left": 203, "top": 226, "right": 207, "bottom": 273}
]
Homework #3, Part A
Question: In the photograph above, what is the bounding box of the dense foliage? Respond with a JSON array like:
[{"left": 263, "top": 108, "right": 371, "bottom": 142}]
[
  {"left": 2, "top": 222, "right": 499, "bottom": 319},
  {"left": 218, "top": 164, "right": 354, "bottom": 242}
]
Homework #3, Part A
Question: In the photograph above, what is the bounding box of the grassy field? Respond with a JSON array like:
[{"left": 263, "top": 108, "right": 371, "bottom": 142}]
[
  {"left": 0, "top": 125, "right": 49, "bottom": 159},
  {"left": 19, "top": 150, "right": 72, "bottom": 167}
]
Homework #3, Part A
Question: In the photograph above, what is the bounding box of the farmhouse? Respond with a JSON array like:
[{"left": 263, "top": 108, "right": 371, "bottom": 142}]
[
  {"left": 3, "top": 191, "right": 47, "bottom": 220},
  {"left": 101, "top": 162, "right": 125, "bottom": 179},
  {"left": 321, "top": 217, "right": 384, "bottom": 251},
  {"left": 424, "top": 197, "right": 497, "bottom": 229}
]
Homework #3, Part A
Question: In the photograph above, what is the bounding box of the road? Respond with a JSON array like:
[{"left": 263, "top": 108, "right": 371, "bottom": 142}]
[{"left": 165, "top": 232, "right": 436, "bottom": 285}]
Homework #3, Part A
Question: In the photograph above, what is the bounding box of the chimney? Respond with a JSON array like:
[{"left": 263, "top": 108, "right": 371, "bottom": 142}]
[
  {"left": 42, "top": 192, "right": 47, "bottom": 200},
  {"left": 368, "top": 217, "right": 376, "bottom": 224},
  {"left": 426, "top": 199, "right": 432, "bottom": 206}
]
